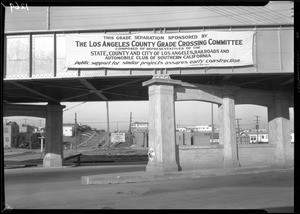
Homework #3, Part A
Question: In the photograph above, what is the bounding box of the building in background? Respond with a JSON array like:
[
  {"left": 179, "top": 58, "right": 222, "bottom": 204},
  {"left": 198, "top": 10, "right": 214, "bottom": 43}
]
[
  {"left": 239, "top": 129, "right": 269, "bottom": 144},
  {"left": 177, "top": 125, "right": 217, "bottom": 133},
  {"left": 18, "top": 124, "right": 36, "bottom": 148},
  {"left": 3, "top": 121, "right": 19, "bottom": 148},
  {"left": 176, "top": 126, "right": 187, "bottom": 132},
  {"left": 33, "top": 126, "right": 45, "bottom": 134}
]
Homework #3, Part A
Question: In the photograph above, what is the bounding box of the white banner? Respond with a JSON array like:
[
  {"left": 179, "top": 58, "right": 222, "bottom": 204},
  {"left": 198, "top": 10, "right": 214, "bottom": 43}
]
[{"left": 66, "top": 31, "right": 254, "bottom": 68}]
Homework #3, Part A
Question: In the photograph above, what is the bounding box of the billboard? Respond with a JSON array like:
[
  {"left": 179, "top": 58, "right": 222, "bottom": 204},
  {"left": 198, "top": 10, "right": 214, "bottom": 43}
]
[
  {"left": 110, "top": 132, "right": 125, "bottom": 143},
  {"left": 66, "top": 31, "right": 254, "bottom": 69}
]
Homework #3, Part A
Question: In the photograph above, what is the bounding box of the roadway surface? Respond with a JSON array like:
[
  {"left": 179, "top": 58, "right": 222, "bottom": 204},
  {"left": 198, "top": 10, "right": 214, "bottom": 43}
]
[{"left": 4, "top": 164, "right": 294, "bottom": 211}]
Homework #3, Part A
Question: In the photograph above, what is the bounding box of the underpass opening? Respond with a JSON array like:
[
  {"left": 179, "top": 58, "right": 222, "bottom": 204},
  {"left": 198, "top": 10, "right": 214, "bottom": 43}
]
[
  {"left": 61, "top": 101, "right": 150, "bottom": 165},
  {"left": 175, "top": 100, "right": 221, "bottom": 170},
  {"left": 175, "top": 100, "right": 219, "bottom": 147},
  {"left": 235, "top": 104, "right": 294, "bottom": 167},
  {"left": 3, "top": 116, "right": 46, "bottom": 150}
]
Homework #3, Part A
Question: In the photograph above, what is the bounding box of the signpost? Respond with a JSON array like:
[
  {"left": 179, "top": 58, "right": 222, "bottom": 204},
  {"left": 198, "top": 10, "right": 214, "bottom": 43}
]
[
  {"left": 38, "top": 131, "right": 45, "bottom": 159},
  {"left": 110, "top": 133, "right": 125, "bottom": 144}
]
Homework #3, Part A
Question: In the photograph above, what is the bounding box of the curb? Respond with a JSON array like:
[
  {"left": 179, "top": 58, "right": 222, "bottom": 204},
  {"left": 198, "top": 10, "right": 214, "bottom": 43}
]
[
  {"left": 4, "top": 151, "right": 37, "bottom": 157},
  {"left": 4, "top": 164, "right": 77, "bottom": 170},
  {"left": 81, "top": 165, "right": 294, "bottom": 185}
]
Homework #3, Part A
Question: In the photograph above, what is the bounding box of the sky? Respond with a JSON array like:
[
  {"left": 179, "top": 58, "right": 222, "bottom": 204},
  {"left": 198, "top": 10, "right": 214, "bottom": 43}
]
[{"left": 4, "top": 101, "right": 294, "bottom": 132}]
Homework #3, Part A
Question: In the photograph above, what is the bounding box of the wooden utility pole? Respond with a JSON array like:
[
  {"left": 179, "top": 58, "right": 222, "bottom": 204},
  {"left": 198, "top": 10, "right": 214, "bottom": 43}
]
[
  {"left": 129, "top": 112, "right": 132, "bottom": 134},
  {"left": 38, "top": 132, "right": 45, "bottom": 159},
  {"left": 106, "top": 101, "right": 110, "bottom": 145},
  {"left": 75, "top": 113, "right": 77, "bottom": 151},
  {"left": 100, "top": 101, "right": 111, "bottom": 148},
  {"left": 235, "top": 118, "right": 242, "bottom": 166},
  {"left": 254, "top": 116, "right": 260, "bottom": 143},
  {"left": 129, "top": 112, "right": 132, "bottom": 144},
  {"left": 211, "top": 103, "right": 214, "bottom": 144},
  {"left": 236, "top": 118, "right": 242, "bottom": 134}
]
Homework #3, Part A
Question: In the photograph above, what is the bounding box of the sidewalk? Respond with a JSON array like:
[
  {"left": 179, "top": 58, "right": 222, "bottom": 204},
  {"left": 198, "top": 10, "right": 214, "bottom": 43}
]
[{"left": 81, "top": 164, "right": 294, "bottom": 185}]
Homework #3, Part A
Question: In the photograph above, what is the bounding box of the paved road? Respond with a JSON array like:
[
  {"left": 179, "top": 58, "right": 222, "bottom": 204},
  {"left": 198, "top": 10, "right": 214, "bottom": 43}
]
[{"left": 4, "top": 165, "right": 294, "bottom": 211}]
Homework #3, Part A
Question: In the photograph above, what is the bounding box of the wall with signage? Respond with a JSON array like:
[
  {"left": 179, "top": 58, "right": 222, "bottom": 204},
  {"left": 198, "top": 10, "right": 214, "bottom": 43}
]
[
  {"left": 66, "top": 31, "right": 253, "bottom": 69},
  {"left": 5, "top": 27, "right": 293, "bottom": 79}
]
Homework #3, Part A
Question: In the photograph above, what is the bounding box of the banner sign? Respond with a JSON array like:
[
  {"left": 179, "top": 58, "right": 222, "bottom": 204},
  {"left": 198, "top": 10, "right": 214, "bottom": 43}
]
[
  {"left": 110, "top": 132, "right": 125, "bottom": 143},
  {"left": 66, "top": 31, "right": 254, "bottom": 68}
]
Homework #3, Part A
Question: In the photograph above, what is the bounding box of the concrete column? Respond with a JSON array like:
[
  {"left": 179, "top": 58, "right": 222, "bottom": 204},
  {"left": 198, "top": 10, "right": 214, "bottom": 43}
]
[
  {"left": 268, "top": 92, "right": 292, "bottom": 165},
  {"left": 143, "top": 77, "right": 181, "bottom": 173},
  {"left": 184, "top": 132, "right": 192, "bottom": 146},
  {"left": 176, "top": 132, "right": 184, "bottom": 146},
  {"left": 43, "top": 104, "right": 65, "bottom": 167},
  {"left": 221, "top": 88, "right": 239, "bottom": 168}
]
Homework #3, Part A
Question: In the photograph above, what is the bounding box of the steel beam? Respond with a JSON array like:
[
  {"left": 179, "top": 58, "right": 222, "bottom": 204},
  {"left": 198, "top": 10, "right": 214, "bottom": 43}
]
[
  {"left": 79, "top": 79, "right": 108, "bottom": 100},
  {"left": 223, "top": 75, "right": 232, "bottom": 81},
  {"left": 11, "top": 81, "right": 59, "bottom": 103},
  {"left": 280, "top": 78, "right": 293, "bottom": 86}
]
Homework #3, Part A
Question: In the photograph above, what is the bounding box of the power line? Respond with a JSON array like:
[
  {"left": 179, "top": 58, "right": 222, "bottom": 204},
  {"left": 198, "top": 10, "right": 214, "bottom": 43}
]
[
  {"left": 63, "top": 102, "right": 86, "bottom": 112},
  {"left": 6, "top": 8, "right": 204, "bottom": 21},
  {"left": 65, "top": 121, "right": 130, "bottom": 124},
  {"left": 231, "top": 7, "right": 274, "bottom": 24},
  {"left": 129, "top": 112, "right": 132, "bottom": 134},
  {"left": 258, "top": 6, "right": 293, "bottom": 21},
  {"left": 49, "top": 8, "right": 292, "bottom": 21},
  {"left": 51, "top": 8, "right": 208, "bottom": 19},
  {"left": 204, "top": 6, "right": 250, "bottom": 25},
  {"left": 8, "top": 8, "right": 290, "bottom": 25}
]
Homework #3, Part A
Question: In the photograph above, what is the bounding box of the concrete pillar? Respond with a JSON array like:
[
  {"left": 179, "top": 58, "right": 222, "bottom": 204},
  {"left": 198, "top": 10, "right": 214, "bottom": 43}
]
[
  {"left": 133, "top": 132, "right": 144, "bottom": 147},
  {"left": 220, "top": 87, "right": 239, "bottom": 168},
  {"left": 43, "top": 104, "right": 65, "bottom": 167},
  {"left": 143, "top": 77, "right": 181, "bottom": 173},
  {"left": 184, "top": 132, "right": 192, "bottom": 146},
  {"left": 268, "top": 92, "right": 292, "bottom": 165},
  {"left": 176, "top": 132, "right": 184, "bottom": 146}
]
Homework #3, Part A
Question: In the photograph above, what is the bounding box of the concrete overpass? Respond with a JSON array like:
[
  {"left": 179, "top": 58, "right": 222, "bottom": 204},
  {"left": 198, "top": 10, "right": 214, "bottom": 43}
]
[{"left": 3, "top": 6, "right": 294, "bottom": 171}]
